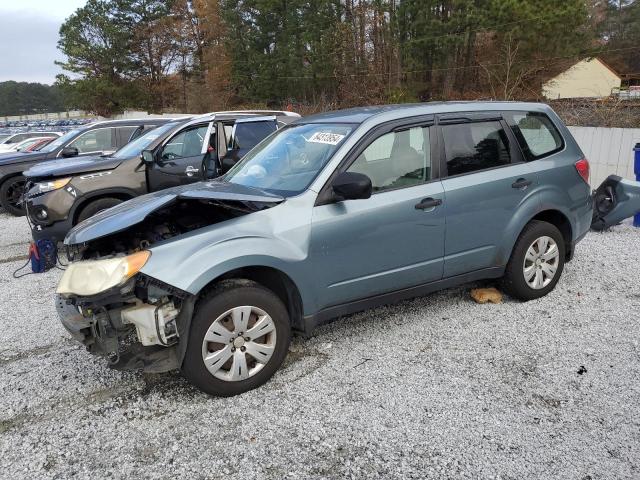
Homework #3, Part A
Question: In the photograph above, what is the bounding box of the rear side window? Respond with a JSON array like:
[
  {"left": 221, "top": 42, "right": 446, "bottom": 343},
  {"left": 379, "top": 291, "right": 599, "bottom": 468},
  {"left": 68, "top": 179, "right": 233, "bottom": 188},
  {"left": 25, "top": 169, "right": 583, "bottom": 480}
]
[
  {"left": 505, "top": 112, "right": 563, "bottom": 160},
  {"left": 233, "top": 121, "right": 277, "bottom": 150},
  {"left": 7, "top": 134, "right": 27, "bottom": 144},
  {"left": 442, "top": 121, "right": 511, "bottom": 176},
  {"left": 68, "top": 127, "right": 116, "bottom": 153},
  {"left": 118, "top": 126, "right": 142, "bottom": 143}
]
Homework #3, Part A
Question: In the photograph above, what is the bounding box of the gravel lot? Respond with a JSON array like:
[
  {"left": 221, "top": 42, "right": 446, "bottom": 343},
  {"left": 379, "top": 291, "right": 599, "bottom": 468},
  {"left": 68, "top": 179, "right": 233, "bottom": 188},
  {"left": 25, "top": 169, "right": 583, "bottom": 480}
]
[{"left": 1, "top": 210, "right": 639, "bottom": 479}]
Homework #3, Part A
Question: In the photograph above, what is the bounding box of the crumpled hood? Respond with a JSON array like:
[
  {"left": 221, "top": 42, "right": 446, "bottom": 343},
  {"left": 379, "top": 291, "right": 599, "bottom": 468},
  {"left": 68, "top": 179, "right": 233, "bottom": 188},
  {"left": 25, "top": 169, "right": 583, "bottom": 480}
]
[
  {"left": 64, "top": 181, "right": 285, "bottom": 245},
  {"left": 0, "top": 150, "right": 47, "bottom": 166},
  {"left": 23, "top": 155, "right": 122, "bottom": 179}
]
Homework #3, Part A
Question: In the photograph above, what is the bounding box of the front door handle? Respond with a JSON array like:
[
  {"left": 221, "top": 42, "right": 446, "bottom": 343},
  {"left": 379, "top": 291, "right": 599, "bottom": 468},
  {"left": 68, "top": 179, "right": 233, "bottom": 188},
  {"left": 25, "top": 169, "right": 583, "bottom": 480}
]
[
  {"left": 185, "top": 166, "right": 199, "bottom": 177},
  {"left": 415, "top": 197, "right": 442, "bottom": 210},
  {"left": 512, "top": 178, "right": 532, "bottom": 189}
]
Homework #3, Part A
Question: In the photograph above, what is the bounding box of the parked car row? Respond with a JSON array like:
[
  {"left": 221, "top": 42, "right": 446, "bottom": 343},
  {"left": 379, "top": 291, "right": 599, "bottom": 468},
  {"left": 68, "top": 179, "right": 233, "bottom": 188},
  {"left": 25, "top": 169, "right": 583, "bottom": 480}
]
[
  {"left": 0, "top": 135, "right": 56, "bottom": 153},
  {"left": 24, "top": 111, "right": 299, "bottom": 240},
  {"left": 0, "top": 131, "right": 62, "bottom": 147},
  {"left": 8, "top": 103, "right": 639, "bottom": 397},
  {"left": 0, "top": 118, "right": 94, "bottom": 129}
]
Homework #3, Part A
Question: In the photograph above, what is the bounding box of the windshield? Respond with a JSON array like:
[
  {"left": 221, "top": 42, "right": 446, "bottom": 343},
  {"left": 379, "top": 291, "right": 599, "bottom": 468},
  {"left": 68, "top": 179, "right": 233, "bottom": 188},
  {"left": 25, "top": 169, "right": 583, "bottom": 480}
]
[
  {"left": 39, "top": 129, "right": 81, "bottom": 153},
  {"left": 112, "top": 122, "right": 179, "bottom": 159},
  {"left": 224, "top": 123, "right": 354, "bottom": 196}
]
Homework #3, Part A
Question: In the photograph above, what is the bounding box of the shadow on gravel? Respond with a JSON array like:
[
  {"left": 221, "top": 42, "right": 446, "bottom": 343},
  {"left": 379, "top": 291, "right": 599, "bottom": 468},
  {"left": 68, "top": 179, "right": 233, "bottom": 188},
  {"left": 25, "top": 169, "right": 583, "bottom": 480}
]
[
  {"left": 0, "top": 339, "right": 77, "bottom": 366},
  {"left": 0, "top": 254, "right": 28, "bottom": 264}
]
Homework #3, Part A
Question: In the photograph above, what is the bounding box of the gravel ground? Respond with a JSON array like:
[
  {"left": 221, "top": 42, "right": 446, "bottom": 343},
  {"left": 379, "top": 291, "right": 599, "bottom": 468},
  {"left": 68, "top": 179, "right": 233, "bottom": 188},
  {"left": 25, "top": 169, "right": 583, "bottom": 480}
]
[{"left": 0, "top": 210, "right": 639, "bottom": 479}]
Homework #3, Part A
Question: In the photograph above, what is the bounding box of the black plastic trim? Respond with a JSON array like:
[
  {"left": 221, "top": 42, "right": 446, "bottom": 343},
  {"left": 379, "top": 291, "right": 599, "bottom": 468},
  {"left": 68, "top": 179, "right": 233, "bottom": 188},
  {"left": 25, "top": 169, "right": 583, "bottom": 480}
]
[{"left": 303, "top": 266, "right": 504, "bottom": 333}]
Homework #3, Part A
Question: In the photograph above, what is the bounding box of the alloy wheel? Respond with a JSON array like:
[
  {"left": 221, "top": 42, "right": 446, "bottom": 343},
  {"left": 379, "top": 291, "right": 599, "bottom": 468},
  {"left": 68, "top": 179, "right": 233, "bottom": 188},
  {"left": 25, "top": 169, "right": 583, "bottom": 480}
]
[
  {"left": 201, "top": 305, "right": 277, "bottom": 381},
  {"left": 522, "top": 235, "right": 560, "bottom": 290}
]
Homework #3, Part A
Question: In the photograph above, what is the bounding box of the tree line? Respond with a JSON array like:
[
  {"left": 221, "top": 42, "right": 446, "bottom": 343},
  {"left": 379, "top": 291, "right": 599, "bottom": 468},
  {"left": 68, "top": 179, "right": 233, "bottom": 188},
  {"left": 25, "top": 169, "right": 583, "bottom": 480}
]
[
  {"left": 53, "top": 0, "right": 640, "bottom": 116},
  {"left": 0, "top": 82, "right": 64, "bottom": 117}
]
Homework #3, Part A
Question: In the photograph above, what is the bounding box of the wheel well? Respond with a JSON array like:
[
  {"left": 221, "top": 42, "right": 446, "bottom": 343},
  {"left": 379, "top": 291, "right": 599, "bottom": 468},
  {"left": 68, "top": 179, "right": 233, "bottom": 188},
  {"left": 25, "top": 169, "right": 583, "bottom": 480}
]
[
  {"left": 204, "top": 267, "right": 305, "bottom": 333},
  {"left": 530, "top": 210, "right": 573, "bottom": 260},
  {"left": 72, "top": 193, "right": 134, "bottom": 224},
  {"left": 0, "top": 173, "right": 24, "bottom": 189}
]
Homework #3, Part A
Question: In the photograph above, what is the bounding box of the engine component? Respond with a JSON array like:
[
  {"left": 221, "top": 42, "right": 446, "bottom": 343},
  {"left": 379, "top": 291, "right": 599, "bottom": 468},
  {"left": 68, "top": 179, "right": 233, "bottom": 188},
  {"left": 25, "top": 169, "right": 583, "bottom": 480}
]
[{"left": 121, "top": 301, "right": 179, "bottom": 346}]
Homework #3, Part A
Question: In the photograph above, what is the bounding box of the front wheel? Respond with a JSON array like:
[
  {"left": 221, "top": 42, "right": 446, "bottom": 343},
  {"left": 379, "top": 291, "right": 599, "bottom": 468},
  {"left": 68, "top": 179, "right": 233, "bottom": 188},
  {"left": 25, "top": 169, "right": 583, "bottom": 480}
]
[
  {"left": 182, "top": 280, "right": 291, "bottom": 396},
  {"left": 0, "top": 175, "right": 26, "bottom": 216},
  {"left": 76, "top": 197, "right": 123, "bottom": 223},
  {"left": 501, "top": 220, "right": 565, "bottom": 301}
]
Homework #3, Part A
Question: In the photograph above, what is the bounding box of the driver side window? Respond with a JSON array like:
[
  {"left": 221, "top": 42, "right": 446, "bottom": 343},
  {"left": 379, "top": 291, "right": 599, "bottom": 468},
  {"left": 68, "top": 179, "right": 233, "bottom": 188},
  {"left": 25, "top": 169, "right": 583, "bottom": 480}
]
[
  {"left": 348, "top": 127, "right": 431, "bottom": 193},
  {"left": 162, "top": 125, "right": 208, "bottom": 159}
]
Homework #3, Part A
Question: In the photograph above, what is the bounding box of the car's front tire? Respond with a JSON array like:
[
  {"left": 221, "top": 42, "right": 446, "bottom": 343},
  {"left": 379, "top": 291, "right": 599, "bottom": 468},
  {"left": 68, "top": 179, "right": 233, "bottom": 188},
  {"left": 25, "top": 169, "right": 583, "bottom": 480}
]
[
  {"left": 182, "top": 280, "right": 291, "bottom": 396},
  {"left": 76, "top": 197, "right": 123, "bottom": 223},
  {"left": 502, "top": 220, "right": 565, "bottom": 301},
  {"left": 0, "top": 175, "right": 26, "bottom": 216}
]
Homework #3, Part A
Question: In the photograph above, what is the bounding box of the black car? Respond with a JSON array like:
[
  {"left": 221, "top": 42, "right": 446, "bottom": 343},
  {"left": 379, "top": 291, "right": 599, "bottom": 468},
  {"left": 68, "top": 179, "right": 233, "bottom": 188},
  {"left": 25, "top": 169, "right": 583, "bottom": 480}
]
[{"left": 0, "top": 119, "right": 171, "bottom": 215}]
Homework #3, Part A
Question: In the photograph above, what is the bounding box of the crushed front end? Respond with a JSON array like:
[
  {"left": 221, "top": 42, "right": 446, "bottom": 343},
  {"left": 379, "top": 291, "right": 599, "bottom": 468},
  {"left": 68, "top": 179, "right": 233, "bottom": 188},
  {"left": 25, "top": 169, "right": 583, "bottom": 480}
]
[
  {"left": 54, "top": 183, "right": 283, "bottom": 373},
  {"left": 57, "top": 266, "right": 196, "bottom": 373}
]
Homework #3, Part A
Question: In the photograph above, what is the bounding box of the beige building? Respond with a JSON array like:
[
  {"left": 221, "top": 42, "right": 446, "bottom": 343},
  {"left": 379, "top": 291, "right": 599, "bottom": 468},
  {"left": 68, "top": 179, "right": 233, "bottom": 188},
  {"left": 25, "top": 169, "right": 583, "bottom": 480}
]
[{"left": 542, "top": 58, "right": 621, "bottom": 100}]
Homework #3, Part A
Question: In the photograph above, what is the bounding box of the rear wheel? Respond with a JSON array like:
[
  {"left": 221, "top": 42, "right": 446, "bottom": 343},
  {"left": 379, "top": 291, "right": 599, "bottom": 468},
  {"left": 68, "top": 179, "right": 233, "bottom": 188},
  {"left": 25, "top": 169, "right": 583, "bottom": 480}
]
[
  {"left": 182, "top": 280, "right": 291, "bottom": 396},
  {"left": 502, "top": 220, "right": 565, "bottom": 301},
  {"left": 0, "top": 175, "right": 26, "bottom": 216},
  {"left": 76, "top": 197, "right": 123, "bottom": 223}
]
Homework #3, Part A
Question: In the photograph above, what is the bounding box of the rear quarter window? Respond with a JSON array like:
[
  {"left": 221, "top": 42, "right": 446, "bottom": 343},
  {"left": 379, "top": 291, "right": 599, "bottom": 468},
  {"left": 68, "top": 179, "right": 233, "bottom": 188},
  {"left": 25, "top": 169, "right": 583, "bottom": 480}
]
[{"left": 505, "top": 112, "right": 563, "bottom": 160}]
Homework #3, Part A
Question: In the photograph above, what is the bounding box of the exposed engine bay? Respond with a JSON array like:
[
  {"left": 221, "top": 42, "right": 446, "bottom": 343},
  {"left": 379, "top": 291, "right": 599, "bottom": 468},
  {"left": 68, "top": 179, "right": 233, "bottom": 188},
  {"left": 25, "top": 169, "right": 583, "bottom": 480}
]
[
  {"left": 67, "top": 197, "right": 272, "bottom": 260},
  {"left": 57, "top": 196, "right": 280, "bottom": 373}
]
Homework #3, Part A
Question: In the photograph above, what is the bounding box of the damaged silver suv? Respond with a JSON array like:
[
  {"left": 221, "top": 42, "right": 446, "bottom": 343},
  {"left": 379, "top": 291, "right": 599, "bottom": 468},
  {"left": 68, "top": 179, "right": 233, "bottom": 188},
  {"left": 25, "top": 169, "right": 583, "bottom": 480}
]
[{"left": 56, "top": 102, "right": 629, "bottom": 396}]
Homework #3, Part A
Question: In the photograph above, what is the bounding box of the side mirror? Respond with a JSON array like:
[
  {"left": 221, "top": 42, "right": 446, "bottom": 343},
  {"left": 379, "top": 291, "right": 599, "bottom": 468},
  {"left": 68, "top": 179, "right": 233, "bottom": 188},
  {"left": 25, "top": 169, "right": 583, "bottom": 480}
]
[
  {"left": 60, "top": 146, "right": 79, "bottom": 158},
  {"left": 141, "top": 149, "right": 155, "bottom": 165},
  {"left": 332, "top": 171, "right": 372, "bottom": 201}
]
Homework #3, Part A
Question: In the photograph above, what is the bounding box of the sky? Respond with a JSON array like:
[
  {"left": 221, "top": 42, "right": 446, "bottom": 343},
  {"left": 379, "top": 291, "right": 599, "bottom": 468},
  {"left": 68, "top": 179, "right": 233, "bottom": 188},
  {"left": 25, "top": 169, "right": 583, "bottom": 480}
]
[{"left": 0, "top": 0, "right": 88, "bottom": 85}]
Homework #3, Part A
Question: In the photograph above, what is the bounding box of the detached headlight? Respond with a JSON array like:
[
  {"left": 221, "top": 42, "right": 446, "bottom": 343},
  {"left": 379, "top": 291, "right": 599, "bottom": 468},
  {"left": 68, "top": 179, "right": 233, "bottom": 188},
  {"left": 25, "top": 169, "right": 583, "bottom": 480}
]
[
  {"left": 57, "top": 251, "right": 151, "bottom": 296},
  {"left": 33, "top": 177, "right": 71, "bottom": 194}
]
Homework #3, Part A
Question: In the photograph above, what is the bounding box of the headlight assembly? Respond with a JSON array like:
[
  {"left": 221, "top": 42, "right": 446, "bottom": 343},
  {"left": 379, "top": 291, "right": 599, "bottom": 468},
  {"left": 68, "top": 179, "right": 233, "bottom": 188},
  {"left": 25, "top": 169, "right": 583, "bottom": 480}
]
[
  {"left": 33, "top": 177, "right": 71, "bottom": 194},
  {"left": 56, "top": 251, "right": 151, "bottom": 297}
]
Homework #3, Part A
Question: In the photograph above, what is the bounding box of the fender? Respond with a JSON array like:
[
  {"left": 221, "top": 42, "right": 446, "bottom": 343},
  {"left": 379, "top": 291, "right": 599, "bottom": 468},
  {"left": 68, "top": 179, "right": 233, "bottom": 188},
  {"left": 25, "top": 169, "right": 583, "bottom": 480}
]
[
  {"left": 497, "top": 184, "right": 583, "bottom": 267},
  {"left": 144, "top": 236, "right": 316, "bottom": 314},
  {"left": 139, "top": 198, "right": 318, "bottom": 313},
  {"left": 496, "top": 189, "right": 545, "bottom": 266},
  {"left": 69, "top": 187, "right": 140, "bottom": 222}
]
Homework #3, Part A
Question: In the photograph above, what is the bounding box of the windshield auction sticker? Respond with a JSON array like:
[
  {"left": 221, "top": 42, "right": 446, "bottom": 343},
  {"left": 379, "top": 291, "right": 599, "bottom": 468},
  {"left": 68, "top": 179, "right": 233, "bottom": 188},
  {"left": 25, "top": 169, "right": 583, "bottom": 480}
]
[{"left": 307, "top": 132, "right": 346, "bottom": 145}]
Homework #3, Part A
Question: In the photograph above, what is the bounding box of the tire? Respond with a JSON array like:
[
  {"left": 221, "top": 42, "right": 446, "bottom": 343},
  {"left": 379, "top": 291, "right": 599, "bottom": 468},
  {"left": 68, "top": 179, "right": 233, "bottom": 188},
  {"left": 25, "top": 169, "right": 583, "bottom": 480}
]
[
  {"left": 182, "top": 280, "right": 291, "bottom": 396},
  {"left": 76, "top": 197, "right": 123, "bottom": 223},
  {"left": 501, "top": 220, "right": 566, "bottom": 301},
  {"left": 0, "top": 175, "right": 26, "bottom": 216}
]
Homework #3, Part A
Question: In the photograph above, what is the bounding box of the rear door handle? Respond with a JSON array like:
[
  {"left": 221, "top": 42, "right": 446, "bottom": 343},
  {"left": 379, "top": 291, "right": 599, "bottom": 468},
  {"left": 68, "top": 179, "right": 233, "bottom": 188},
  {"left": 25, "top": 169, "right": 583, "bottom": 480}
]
[
  {"left": 415, "top": 197, "right": 442, "bottom": 210},
  {"left": 512, "top": 178, "right": 532, "bottom": 189}
]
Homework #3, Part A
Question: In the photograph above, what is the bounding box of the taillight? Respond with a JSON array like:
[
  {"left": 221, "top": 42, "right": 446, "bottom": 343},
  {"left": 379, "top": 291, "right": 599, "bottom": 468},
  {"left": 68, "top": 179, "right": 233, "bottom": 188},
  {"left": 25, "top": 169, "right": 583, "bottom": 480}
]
[{"left": 575, "top": 158, "right": 590, "bottom": 185}]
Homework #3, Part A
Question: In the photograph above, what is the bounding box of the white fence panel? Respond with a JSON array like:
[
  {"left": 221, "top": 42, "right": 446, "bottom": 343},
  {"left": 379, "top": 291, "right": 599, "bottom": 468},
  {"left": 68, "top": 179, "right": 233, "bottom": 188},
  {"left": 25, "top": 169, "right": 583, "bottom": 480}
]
[{"left": 567, "top": 126, "right": 640, "bottom": 187}]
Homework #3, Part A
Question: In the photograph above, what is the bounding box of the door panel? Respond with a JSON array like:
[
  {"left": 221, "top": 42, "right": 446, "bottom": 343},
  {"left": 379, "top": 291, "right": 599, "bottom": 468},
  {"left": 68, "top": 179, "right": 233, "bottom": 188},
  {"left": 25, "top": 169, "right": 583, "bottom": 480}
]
[
  {"left": 311, "top": 183, "right": 445, "bottom": 309},
  {"left": 310, "top": 125, "right": 444, "bottom": 310},
  {"left": 438, "top": 119, "right": 539, "bottom": 277},
  {"left": 147, "top": 123, "right": 210, "bottom": 190}
]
